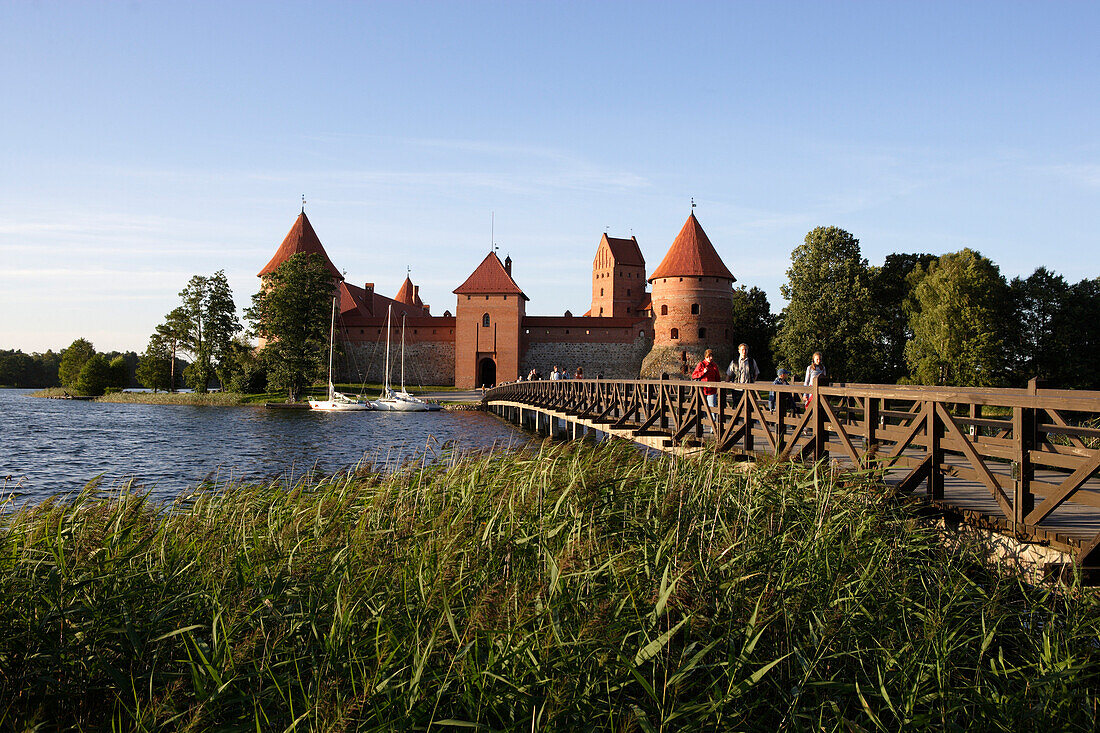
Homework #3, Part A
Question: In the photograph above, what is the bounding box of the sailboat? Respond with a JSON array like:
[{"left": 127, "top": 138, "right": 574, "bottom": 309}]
[
  {"left": 371, "top": 306, "right": 439, "bottom": 412},
  {"left": 308, "top": 297, "right": 373, "bottom": 411}
]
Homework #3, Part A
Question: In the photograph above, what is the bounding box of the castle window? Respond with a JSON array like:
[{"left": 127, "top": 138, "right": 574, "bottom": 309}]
[
  {"left": 565, "top": 330, "right": 570, "bottom": 334},
  {"left": 525, "top": 329, "right": 530, "bottom": 334},
  {"left": 671, "top": 328, "right": 679, "bottom": 340},
  {"left": 660, "top": 304, "right": 668, "bottom": 316},
  {"left": 626, "top": 288, "right": 631, "bottom": 296},
  {"left": 485, "top": 296, "right": 489, "bottom": 300},
  {"left": 466, "top": 296, "right": 470, "bottom": 300},
  {"left": 413, "top": 329, "right": 418, "bottom": 334},
  {"left": 698, "top": 328, "right": 706, "bottom": 339},
  {"left": 626, "top": 307, "right": 631, "bottom": 313},
  {"left": 482, "top": 313, "right": 490, "bottom": 328},
  {"left": 599, "top": 307, "right": 604, "bottom": 316},
  {"left": 600, "top": 288, "right": 604, "bottom": 296},
  {"left": 698, "top": 277, "right": 702, "bottom": 282},
  {"left": 639, "top": 330, "right": 644, "bottom": 337},
  {"left": 359, "top": 329, "right": 364, "bottom": 334},
  {"left": 586, "top": 330, "right": 590, "bottom": 335},
  {"left": 691, "top": 303, "right": 699, "bottom": 314},
  {"left": 433, "top": 329, "right": 437, "bottom": 334}
]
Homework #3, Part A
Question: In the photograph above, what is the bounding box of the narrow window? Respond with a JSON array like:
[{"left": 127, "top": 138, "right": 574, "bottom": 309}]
[
  {"left": 660, "top": 304, "right": 668, "bottom": 316},
  {"left": 626, "top": 288, "right": 631, "bottom": 296},
  {"left": 600, "top": 288, "right": 604, "bottom": 296},
  {"left": 671, "top": 328, "right": 679, "bottom": 340},
  {"left": 698, "top": 328, "right": 706, "bottom": 338},
  {"left": 482, "top": 313, "right": 490, "bottom": 328},
  {"left": 691, "top": 303, "right": 699, "bottom": 315}
]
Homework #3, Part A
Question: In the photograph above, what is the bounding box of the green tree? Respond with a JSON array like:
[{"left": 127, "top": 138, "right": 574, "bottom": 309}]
[
  {"left": 246, "top": 253, "right": 336, "bottom": 401},
  {"left": 74, "top": 354, "right": 111, "bottom": 396},
  {"left": 869, "top": 253, "right": 938, "bottom": 383},
  {"left": 159, "top": 271, "right": 240, "bottom": 393},
  {"left": 218, "top": 336, "right": 267, "bottom": 393},
  {"left": 1007, "top": 267, "right": 1070, "bottom": 386},
  {"left": 136, "top": 335, "right": 173, "bottom": 392},
  {"left": 58, "top": 338, "right": 96, "bottom": 390},
  {"left": 107, "top": 355, "right": 129, "bottom": 390},
  {"left": 729, "top": 285, "right": 778, "bottom": 377},
  {"left": 904, "top": 248, "right": 1010, "bottom": 387},
  {"left": 773, "top": 227, "right": 882, "bottom": 383},
  {"left": 1057, "top": 277, "right": 1100, "bottom": 390}
]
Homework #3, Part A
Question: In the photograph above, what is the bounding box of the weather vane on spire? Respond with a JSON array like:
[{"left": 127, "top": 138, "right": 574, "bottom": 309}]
[
  {"left": 407, "top": 265, "right": 411, "bottom": 276},
  {"left": 302, "top": 194, "right": 306, "bottom": 213},
  {"left": 691, "top": 197, "right": 696, "bottom": 212}
]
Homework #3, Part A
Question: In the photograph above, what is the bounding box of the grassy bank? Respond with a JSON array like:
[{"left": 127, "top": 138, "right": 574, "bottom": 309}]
[{"left": 1, "top": 442, "right": 1098, "bottom": 730}]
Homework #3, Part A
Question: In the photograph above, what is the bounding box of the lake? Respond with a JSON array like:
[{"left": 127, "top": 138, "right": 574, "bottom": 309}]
[{"left": 0, "top": 389, "right": 527, "bottom": 503}]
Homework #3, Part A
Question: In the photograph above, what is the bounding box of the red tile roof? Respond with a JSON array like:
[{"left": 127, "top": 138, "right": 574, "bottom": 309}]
[
  {"left": 453, "top": 252, "right": 528, "bottom": 299},
  {"left": 394, "top": 276, "right": 418, "bottom": 306},
  {"left": 648, "top": 213, "right": 735, "bottom": 282},
  {"left": 258, "top": 212, "right": 344, "bottom": 280},
  {"left": 603, "top": 235, "right": 645, "bottom": 267}
]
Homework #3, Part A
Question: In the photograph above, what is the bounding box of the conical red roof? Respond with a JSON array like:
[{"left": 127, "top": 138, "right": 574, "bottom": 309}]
[
  {"left": 258, "top": 212, "right": 343, "bottom": 280},
  {"left": 394, "top": 275, "right": 424, "bottom": 307},
  {"left": 648, "top": 213, "right": 735, "bottom": 282},
  {"left": 453, "top": 252, "right": 528, "bottom": 299}
]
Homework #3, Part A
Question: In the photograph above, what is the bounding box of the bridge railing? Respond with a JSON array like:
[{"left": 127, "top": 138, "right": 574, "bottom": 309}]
[{"left": 483, "top": 377, "right": 1100, "bottom": 563}]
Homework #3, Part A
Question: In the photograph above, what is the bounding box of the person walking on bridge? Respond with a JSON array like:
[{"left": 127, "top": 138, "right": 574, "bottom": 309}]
[{"left": 692, "top": 349, "right": 721, "bottom": 408}]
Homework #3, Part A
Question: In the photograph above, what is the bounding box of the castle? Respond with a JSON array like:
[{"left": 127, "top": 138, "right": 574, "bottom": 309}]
[{"left": 258, "top": 210, "right": 739, "bottom": 388}]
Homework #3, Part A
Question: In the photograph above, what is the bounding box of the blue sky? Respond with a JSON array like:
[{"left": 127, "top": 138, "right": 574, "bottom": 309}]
[{"left": 2, "top": 1, "right": 1097, "bottom": 353}]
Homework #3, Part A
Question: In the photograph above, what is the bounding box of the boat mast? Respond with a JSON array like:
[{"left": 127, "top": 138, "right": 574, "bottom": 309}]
[
  {"left": 327, "top": 295, "right": 336, "bottom": 400},
  {"left": 383, "top": 305, "right": 392, "bottom": 393},
  {"left": 400, "top": 314, "right": 406, "bottom": 392}
]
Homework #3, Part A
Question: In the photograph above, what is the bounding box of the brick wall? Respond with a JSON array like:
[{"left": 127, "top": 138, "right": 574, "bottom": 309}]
[{"left": 520, "top": 330, "right": 652, "bottom": 380}]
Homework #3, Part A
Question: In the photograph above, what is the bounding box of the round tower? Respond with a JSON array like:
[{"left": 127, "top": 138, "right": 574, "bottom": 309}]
[{"left": 641, "top": 212, "right": 736, "bottom": 377}]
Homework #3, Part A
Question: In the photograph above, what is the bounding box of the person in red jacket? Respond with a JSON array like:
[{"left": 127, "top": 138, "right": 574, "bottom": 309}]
[{"left": 691, "top": 348, "right": 721, "bottom": 408}]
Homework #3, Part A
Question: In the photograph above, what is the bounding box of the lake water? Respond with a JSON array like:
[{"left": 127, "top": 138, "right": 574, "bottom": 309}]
[{"left": 0, "top": 389, "right": 527, "bottom": 503}]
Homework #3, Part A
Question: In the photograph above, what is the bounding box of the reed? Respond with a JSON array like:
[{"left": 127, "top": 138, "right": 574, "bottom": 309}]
[{"left": 0, "top": 441, "right": 1097, "bottom": 730}]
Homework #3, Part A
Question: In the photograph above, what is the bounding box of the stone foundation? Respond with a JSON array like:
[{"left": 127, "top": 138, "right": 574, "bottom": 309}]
[
  {"left": 521, "top": 332, "right": 651, "bottom": 379},
  {"left": 339, "top": 340, "right": 455, "bottom": 386},
  {"left": 640, "top": 344, "right": 736, "bottom": 379}
]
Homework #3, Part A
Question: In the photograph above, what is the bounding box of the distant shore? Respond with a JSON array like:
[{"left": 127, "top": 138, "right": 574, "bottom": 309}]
[{"left": 29, "top": 385, "right": 476, "bottom": 406}]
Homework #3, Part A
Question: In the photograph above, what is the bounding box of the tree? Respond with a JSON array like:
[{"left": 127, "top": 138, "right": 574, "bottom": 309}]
[
  {"left": 58, "top": 338, "right": 96, "bottom": 390},
  {"left": 74, "top": 354, "right": 111, "bottom": 396},
  {"left": 158, "top": 271, "right": 240, "bottom": 393},
  {"left": 218, "top": 336, "right": 267, "bottom": 394},
  {"left": 904, "top": 248, "right": 1010, "bottom": 387},
  {"left": 773, "top": 227, "right": 883, "bottom": 383},
  {"left": 1007, "top": 267, "right": 1070, "bottom": 386},
  {"left": 729, "top": 285, "right": 778, "bottom": 377},
  {"left": 1056, "top": 277, "right": 1100, "bottom": 390},
  {"left": 136, "top": 335, "right": 173, "bottom": 392},
  {"left": 107, "top": 355, "right": 129, "bottom": 390},
  {"left": 246, "top": 253, "right": 336, "bottom": 401},
  {"left": 869, "top": 253, "right": 938, "bottom": 383}
]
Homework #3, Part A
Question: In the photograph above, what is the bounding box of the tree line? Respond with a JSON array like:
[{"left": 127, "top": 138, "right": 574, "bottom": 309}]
[{"left": 732, "top": 226, "right": 1100, "bottom": 389}]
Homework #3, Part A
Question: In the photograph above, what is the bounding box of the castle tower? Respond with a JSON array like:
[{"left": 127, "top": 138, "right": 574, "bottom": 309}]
[
  {"left": 641, "top": 212, "right": 736, "bottom": 376},
  {"left": 258, "top": 211, "right": 344, "bottom": 283},
  {"left": 257, "top": 211, "right": 343, "bottom": 348},
  {"left": 453, "top": 252, "right": 527, "bottom": 388},
  {"left": 590, "top": 234, "right": 647, "bottom": 318}
]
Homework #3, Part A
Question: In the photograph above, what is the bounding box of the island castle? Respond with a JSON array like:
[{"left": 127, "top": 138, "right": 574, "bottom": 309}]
[{"left": 258, "top": 210, "right": 740, "bottom": 388}]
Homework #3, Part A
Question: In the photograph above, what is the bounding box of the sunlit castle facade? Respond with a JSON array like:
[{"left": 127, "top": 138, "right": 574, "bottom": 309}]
[{"left": 257, "top": 210, "right": 740, "bottom": 388}]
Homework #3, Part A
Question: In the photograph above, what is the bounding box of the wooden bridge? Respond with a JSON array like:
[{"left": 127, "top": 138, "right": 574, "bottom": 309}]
[{"left": 483, "top": 377, "right": 1100, "bottom": 571}]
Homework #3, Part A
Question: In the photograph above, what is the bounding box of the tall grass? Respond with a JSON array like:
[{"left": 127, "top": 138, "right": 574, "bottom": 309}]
[{"left": 0, "top": 441, "right": 1097, "bottom": 730}]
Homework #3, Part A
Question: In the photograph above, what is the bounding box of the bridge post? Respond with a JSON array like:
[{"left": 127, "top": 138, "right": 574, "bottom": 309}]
[
  {"left": 1012, "top": 378, "right": 1043, "bottom": 524},
  {"left": 864, "top": 396, "right": 879, "bottom": 461},
  {"left": 743, "top": 388, "right": 755, "bottom": 454},
  {"left": 926, "top": 400, "right": 943, "bottom": 500}
]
